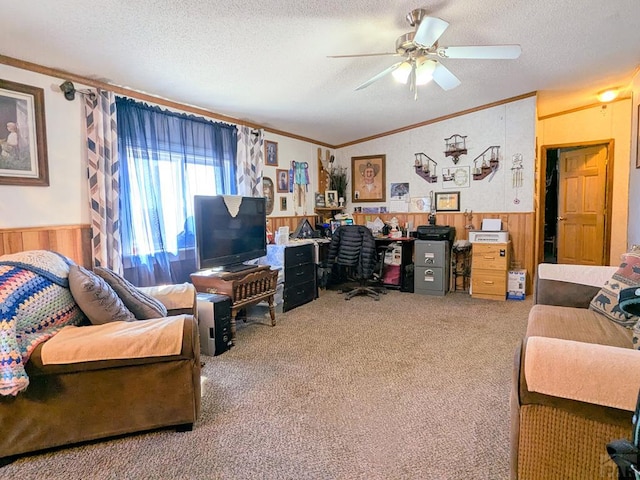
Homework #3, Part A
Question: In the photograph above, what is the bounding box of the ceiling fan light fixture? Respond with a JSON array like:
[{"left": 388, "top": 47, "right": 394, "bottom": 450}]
[
  {"left": 415, "top": 58, "right": 437, "bottom": 85},
  {"left": 392, "top": 61, "right": 412, "bottom": 84},
  {"left": 597, "top": 88, "right": 620, "bottom": 103}
]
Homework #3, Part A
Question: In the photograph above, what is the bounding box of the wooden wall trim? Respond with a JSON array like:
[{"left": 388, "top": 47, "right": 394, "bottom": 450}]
[
  {"left": 537, "top": 96, "right": 632, "bottom": 121},
  {"left": 0, "top": 224, "right": 92, "bottom": 268},
  {"left": 335, "top": 92, "right": 537, "bottom": 148},
  {"left": 353, "top": 211, "right": 536, "bottom": 294},
  {"left": 0, "top": 54, "right": 333, "bottom": 149}
]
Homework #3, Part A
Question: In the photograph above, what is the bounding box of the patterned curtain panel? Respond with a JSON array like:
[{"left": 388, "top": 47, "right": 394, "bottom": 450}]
[
  {"left": 85, "top": 89, "right": 122, "bottom": 273},
  {"left": 236, "top": 126, "right": 264, "bottom": 196}
]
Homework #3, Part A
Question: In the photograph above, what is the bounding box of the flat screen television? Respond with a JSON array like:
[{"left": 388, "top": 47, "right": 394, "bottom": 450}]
[{"left": 194, "top": 195, "right": 267, "bottom": 272}]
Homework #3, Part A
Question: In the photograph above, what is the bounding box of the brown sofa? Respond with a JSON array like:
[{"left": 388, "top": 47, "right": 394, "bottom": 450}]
[
  {"left": 511, "top": 263, "right": 639, "bottom": 479},
  {"left": 0, "top": 283, "right": 201, "bottom": 464}
]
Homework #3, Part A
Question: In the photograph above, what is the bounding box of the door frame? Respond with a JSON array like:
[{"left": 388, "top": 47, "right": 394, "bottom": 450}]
[{"left": 536, "top": 139, "right": 615, "bottom": 267}]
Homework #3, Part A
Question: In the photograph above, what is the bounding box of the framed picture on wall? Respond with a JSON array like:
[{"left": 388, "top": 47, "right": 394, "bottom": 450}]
[
  {"left": 434, "top": 191, "right": 460, "bottom": 212},
  {"left": 265, "top": 140, "right": 278, "bottom": 166},
  {"left": 276, "top": 168, "right": 289, "bottom": 192},
  {"left": 0, "top": 79, "right": 49, "bottom": 186},
  {"left": 263, "top": 177, "right": 274, "bottom": 215},
  {"left": 351, "top": 154, "right": 386, "bottom": 203},
  {"left": 325, "top": 190, "right": 338, "bottom": 207}
]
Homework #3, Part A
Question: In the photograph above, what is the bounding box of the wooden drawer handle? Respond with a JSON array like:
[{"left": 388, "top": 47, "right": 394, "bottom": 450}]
[
  {"left": 482, "top": 280, "right": 495, "bottom": 285},
  {"left": 483, "top": 256, "right": 495, "bottom": 260}
]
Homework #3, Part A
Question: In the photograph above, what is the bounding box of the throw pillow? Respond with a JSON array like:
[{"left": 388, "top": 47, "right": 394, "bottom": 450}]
[
  {"left": 589, "top": 251, "right": 640, "bottom": 335},
  {"left": 94, "top": 267, "right": 168, "bottom": 320},
  {"left": 68, "top": 265, "right": 136, "bottom": 325}
]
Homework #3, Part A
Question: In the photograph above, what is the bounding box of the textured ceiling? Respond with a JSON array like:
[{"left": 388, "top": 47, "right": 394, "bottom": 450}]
[{"left": 2, "top": 0, "right": 640, "bottom": 146}]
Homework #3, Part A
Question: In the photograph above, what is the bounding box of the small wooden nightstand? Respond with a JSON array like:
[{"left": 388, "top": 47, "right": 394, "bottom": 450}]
[
  {"left": 190, "top": 265, "right": 278, "bottom": 343},
  {"left": 471, "top": 242, "right": 510, "bottom": 301}
]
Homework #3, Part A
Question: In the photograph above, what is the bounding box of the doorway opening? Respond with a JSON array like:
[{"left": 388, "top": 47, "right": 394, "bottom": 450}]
[
  {"left": 543, "top": 149, "right": 559, "bottom": 263},
  {"left": 538, "top": 141, "right": 613, "bottom": 267}
]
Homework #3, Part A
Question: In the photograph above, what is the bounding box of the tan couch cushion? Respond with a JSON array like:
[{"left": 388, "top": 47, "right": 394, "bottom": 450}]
[
  {"left": 527, "top": 304, "right": 632, "bottom": 348},
  {"left": 41, "top": 316, "right": 185, "bottom": 364},
  {"left": 138, "top": 283, "right": 196, "bottom": 314},
  {"left": 524, "top": 336, "right": 640, "bottom": 411}
]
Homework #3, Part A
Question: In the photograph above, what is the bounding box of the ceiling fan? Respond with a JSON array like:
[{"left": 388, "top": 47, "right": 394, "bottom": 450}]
[{"left": 329, "top": 8, "right": 522, "bottom": 99}]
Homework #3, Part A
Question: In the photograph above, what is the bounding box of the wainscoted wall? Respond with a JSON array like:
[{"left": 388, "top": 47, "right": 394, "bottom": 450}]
[
  {"left": 0, "top": 224, "right": 92, "bottom": 267},
  {"left": 353, "top": 211, "right": 536, "bottom": 293},
  {"left": 267, "top": 215, "right": 318, "bottom": 234}
]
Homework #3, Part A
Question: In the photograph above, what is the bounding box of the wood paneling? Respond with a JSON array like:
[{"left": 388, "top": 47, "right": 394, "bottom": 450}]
[
  {"left": 353, "top": 211, "right": 535, "bottom": 293},
  {"left": 267, "top": 215, "right": 318, "bottom": 233},
  {"left": 0, "top": 224, "right": 92, "bottom": 267}
]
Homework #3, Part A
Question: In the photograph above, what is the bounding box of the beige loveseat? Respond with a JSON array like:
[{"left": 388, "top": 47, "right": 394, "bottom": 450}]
[
  {"left": 0, "top": 282, "right": 201, "bottom": 465},
  {"left": 510, "top": 263, "right": 640, "bottom": 479}
]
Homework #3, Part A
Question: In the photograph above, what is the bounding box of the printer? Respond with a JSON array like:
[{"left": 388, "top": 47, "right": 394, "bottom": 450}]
[
  {"left": 468, "top": 218, "right": 509, "bottom": 243},
  {"left": 413, "top": 225, "right": 456, "bottom": 243}
]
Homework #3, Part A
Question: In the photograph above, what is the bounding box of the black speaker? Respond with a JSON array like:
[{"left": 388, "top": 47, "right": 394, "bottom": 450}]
[{"left": 196, "top": 293, "right": 232, "bottom": 356}]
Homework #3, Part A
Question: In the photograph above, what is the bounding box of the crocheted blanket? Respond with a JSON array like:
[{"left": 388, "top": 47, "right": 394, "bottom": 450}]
[{"left": 0, "top": 250, "right": 85, "bottom": 396}]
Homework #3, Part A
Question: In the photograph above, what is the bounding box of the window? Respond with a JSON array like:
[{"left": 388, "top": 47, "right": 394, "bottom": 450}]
[{"left": 116, "top": 97, "right": 237, "bottom": 286}]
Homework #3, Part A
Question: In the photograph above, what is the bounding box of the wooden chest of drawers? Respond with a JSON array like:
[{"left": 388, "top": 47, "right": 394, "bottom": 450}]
[{"left": 471, "top": 242, "right": 510, "bottom": 301}]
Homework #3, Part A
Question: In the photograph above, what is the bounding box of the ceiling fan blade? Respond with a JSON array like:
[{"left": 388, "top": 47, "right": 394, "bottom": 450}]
[
  {"left": 437, "top": 45, "right": 522, "bottom": 59},
  {"left": 413, "top": 17, "right": 449, "bottom": 48},
  {"left": 355, "top": 62, "right": 403, "bottom": 91},
  {"left": 432, "top": 62, "right": 461, "bottom": 91},
  {"left": 327, "top": 52, "right": 398, "bottom": 58}
]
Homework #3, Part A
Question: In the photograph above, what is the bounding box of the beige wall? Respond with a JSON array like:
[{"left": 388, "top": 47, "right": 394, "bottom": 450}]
[
  {"left": 629, "top": 79, "right": 640, "bottom": 247},
  {"left": 0, "top": 64, "right": 90, "bottom": 228},
  {"left": 537, "top": 98, "right": 632, "bottom": 264}
]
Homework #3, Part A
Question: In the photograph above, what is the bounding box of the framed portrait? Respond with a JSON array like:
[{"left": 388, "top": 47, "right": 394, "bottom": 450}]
[
  {"left": 265, "top": 140, "right": 278, "bottom": 166},
  {"left": 263, "top": 177, "right": 274, "bottom": 215},
  {"left": 325, "top": 190, "right": 338, "bottom": 207},
  {"left": 276, "top": 168, "right": 289, "bottom": 192},
  {"left": 351, "top": 154, "right": 386, "bottom": 203},
  {"left": 315, "top": 192, "right": 326, "bottom": 207},
  {"left": 434, "top": 191, "right": 460, "bottom": 212},
  {"left": 280, "top": 196, "right": 287, "bottom": 211},
  {"left": 0, "top": 79, "right": 49, "bottom": 186}
]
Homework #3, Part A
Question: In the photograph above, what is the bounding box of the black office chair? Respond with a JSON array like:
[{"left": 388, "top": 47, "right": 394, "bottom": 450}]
[{"left": 327, "top": 225, "right": 386, "bottom": 300}]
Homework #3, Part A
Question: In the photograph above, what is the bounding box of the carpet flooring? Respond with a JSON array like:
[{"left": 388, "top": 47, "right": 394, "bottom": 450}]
[{"left": 2, "top": 290, "right": 531, "bottom": 480}]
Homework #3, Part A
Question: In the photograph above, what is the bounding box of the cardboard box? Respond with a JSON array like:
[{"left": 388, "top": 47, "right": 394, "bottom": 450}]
[{"left": 507, "top": 269, "right": 526, "bottom": 300}]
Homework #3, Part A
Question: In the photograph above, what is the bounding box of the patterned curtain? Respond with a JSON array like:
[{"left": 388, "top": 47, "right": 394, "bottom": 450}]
[
  {"left": 85, "top": 89, "right": 122, "bottom": 273},
  {"left": 236, "top": 126, "right": 263, "bottom": 196}
]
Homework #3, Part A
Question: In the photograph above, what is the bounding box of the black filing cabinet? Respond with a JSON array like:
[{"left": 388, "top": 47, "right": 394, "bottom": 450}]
[
  {"left": 283, "top": 243, "right": 316, "bottom": 312},
  {"left": 414, "top": 240, "right": 450, "bottom": 296}
]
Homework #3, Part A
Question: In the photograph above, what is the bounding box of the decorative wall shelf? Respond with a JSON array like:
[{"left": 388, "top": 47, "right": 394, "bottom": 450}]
[
  {"left": 413, "top": 152, "right": 438, "bottom": 183},
  {"left": 444, "top": 134, "right": 468, "bottom": 164},
  {"left": 472, "top": 146, "right": 500, "bottom": 181}
]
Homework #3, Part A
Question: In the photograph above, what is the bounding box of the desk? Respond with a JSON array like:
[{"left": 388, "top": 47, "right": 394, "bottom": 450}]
[
  {"left": 190, "top": 265, "right": 278, "bottom": 343},
  {"left": 374, "top": 237, "right": 415, "bottom": 292}
]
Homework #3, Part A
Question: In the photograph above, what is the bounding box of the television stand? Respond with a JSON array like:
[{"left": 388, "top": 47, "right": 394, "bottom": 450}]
[
  {"left": 190, "top": 265, "right": 278, "bottom": 344},
  {"left": 222, "top": 263, "right": 256, "bottom": 273}
]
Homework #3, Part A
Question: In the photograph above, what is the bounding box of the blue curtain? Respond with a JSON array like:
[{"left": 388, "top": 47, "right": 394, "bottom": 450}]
[{"left": 116, "top": 97, "right": 238, "bottom": 286}]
